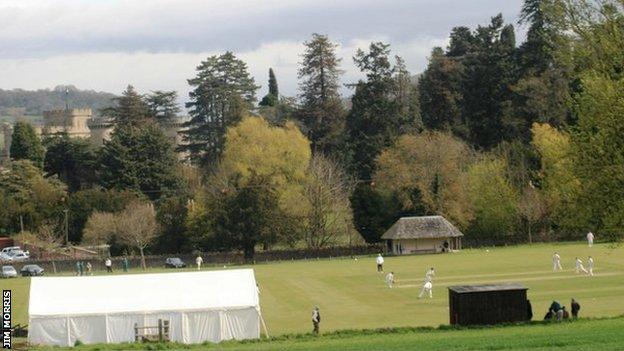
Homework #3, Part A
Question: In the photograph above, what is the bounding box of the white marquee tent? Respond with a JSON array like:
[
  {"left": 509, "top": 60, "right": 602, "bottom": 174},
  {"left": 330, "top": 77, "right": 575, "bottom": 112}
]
[{"left": 28, "top": 269, "right": 266, "bottom": 346}]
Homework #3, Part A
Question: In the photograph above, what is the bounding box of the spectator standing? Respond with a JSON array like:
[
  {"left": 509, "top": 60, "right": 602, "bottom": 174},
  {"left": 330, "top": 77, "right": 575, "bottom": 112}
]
[
  {"left": 105, "top": 257, "right": 113, "bottom": 273},
  {"left": 196, "top": 255, "right": 203, "bottom": 270},
  {"left": 78, "top": 261, "right": 84, "bottom": 276},
  {"left": 85, "top": 262, "right": 92, "bottom": 275},
  {"left": 376, "top": 254, "right": 384, "bottom": 272},
  {"left": 587, "top": 231, "right": 594, "bottom": 247},
  {"left": 75, "top": 261, "right": 81, "bottom": 276},
  {"left": 312, "top": 307, "right": 321, "bottom": 335},
  {"left": 571, "top": 299, "right": 581, "bottom": 318}
]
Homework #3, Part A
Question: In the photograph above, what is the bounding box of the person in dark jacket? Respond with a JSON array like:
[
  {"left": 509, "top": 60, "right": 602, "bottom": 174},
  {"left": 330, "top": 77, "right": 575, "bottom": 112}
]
[
  {"left": 549, "top": 300, "right": 561, "bottom": 313},
  {"left": 571, "top": 299, "right": 581, "bottom": 318}
]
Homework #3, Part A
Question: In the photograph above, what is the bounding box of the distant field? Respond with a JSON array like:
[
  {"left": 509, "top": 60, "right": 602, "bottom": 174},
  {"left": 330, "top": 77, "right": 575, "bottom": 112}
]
[
  {"left": 29, "top": 317, "right": 624, "bottom": 351},
  {"left": 5, "top": 242, "right": 624, "bottom": 344}
]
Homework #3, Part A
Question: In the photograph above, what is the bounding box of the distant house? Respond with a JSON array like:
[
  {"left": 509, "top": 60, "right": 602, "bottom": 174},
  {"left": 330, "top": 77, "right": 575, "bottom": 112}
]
[{"left": 381, "top": 215, "right": 463, "bottom": 255}]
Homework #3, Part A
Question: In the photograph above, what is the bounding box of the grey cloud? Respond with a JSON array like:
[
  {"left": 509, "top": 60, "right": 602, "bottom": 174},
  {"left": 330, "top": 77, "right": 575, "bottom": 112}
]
[{"left": 0, "top": 0, "right": 523, "bottom": 59}]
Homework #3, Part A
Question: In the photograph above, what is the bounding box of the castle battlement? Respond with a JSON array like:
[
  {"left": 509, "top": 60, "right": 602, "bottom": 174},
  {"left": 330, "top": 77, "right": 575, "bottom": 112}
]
[{"left": 43, "top": 108, "right": 93, "bottom": 118}]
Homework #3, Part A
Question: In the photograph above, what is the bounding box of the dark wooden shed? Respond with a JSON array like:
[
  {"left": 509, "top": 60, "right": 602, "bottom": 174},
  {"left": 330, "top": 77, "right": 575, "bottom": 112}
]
[{"left": 448, "top": 283, "right": 529, "bottom": 326}]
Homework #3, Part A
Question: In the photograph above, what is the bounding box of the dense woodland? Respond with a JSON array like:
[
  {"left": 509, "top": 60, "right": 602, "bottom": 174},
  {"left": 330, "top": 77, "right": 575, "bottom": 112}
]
[
  {"left": 1, "top": 0, "right": 623, "bottom": 262},
  {"left": 0, "top": 85, "right": 115, "bottom": 119}
]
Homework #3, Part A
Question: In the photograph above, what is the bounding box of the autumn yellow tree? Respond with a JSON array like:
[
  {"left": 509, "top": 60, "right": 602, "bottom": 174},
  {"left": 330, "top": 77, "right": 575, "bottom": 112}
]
[
  {"left": 374, "top": 132, "right": 474, "bottom": 228},
  {"left": 218, "top": 116, "right": 311, "bottom": 213},
  {"left": 467, "top": 156, "right": 518, "bottom": 239},
  {"left": 531, "top": 122, "right": 582, "bottom": 231}
]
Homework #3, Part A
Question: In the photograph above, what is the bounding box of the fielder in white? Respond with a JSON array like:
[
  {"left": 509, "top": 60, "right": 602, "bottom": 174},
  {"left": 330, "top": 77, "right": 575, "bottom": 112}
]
[
  {"left": 418, "top": 281, "right": 433, "bottom": 299},
  {"left": 376, "top": 254, "right": 384, "bottom": 272},
  {"left": 195, "top": 255, "right": 203, "bottom": 270},
  {"left": 575, "top": 257, "right": 588, "bottom": 274},
  {"left": 587, "top": 231, "right": 594, "bottom": 247},
  {"left": 552, "top": 252, "right": 563, "bottom": 271},
  {"left": 385, "top": 272, "right": 395, "bottom": 288},
  {"left": 425, "top": 267, "right": 435, "bottom": 282},
  {"left": 587, "top": 256, "right": 594, "bottom": 276}
]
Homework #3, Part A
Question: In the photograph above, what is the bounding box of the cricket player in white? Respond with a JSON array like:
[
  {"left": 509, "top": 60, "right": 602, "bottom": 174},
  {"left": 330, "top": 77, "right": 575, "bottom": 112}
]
[
  {"left": 587, "top": 256, "right": 594, "bottom": 276},
  {"left": 385, "top": 272, "right": 395, "bottom": 288},
  {"left": 552, "top": 252, "right": 563, "bottom": 271},
  {"left": 196, "top": 255, "right": 203, "bottom": 270},
  {"left": 419, "top": 281, "right": 433, "bottom": 299},
  {"left": 425, "top": 267, "right": 435, "bottom": 282},
  {"left": 376, "top": 254, "right": 384, "bottom": 272},
  {"left": 587, "top": 231, "right": 594, "bottom": 247},
  {"left": 575, "top": 257, "right": 588, "bottom": 274}
]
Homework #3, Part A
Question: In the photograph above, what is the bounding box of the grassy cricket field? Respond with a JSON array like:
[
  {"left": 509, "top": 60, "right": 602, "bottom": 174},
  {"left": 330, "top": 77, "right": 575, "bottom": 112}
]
[{"left": 4, "top": 241, "right": 624, "bottom": 350}]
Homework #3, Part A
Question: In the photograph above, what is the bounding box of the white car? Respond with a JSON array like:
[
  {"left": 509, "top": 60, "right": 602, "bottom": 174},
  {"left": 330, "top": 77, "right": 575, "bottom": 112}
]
[
  {"left": 1, "top": 246, "right": 21, "bottom": 255},
  {"left": 1, "top": 265, "right": 17, "bottom": 278},
  {"left": 8, "top": 250, "right": 29, "bottom": 261},
  {"left": 0, "top": 252, "right": 12, "bottom": 262}
]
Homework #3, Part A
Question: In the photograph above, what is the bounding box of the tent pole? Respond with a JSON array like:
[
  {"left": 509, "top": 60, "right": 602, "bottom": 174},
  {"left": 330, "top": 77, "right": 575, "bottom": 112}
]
[{"left": 259, "top": 311, "right": 269, "bottom": 338}]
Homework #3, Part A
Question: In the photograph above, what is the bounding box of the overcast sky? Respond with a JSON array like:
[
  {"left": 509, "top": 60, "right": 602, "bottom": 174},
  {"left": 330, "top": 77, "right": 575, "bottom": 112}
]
[{"left": 0, "top": 0, "right": 525, "bottom": 101}]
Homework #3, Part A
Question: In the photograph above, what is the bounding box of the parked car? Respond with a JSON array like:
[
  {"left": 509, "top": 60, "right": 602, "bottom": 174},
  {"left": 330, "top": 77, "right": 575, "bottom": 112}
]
[
  {"left": 0, "top": 252, "right": 12, "bottom": 262},
  {"left": 165, "top": 257, "right": 186, "bottom": 268},
  {"left": 1, "top": 265, "right": 17, "bottom": 278},
  {"left": 8, "top": 250, "right": 30, "bottom": 261},
  {"left": 1, "top": 246, "right": 21, "bottom": 255},
  {"left": 20, "top": 264, "right": 44, "bottom": 277}
]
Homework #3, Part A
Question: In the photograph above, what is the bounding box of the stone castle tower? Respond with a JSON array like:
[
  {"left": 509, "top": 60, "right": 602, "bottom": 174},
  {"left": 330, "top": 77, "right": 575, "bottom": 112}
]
[{"left": 42, "top": 108, "right": 92, "bottom": 138}]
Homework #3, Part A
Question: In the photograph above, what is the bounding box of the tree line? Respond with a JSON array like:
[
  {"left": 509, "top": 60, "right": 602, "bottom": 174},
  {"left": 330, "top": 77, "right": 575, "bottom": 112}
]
[
  {"left": 1, "top": 0, "right": 623, "bottom": 262},
  {"left": 0, "top": 85, "right": 116, "bottom": 118}
]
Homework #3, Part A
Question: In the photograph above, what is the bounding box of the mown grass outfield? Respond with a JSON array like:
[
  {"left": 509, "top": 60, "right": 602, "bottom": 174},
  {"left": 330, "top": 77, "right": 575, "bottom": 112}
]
[
  {"left": 29, "top": 316, "right": 624, "bottom": 351},
  {"left": 4, "top": 242, "right": 624, "bottom": 349}
]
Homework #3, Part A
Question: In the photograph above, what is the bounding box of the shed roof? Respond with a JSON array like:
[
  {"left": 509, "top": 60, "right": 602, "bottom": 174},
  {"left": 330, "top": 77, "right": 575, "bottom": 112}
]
[
  {"left": 448, "top": 283, "right": 527, "bottom": 294},
  {"left": 381, "top": 215, "right": 464, "bottom": 240}
]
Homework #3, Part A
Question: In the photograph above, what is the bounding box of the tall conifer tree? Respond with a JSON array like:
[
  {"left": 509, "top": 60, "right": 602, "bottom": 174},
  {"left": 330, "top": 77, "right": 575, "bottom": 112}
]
[
  {"left": 297, "top": 33, "right": 345, "bottom": 155},
  {"left": 181, "top": 52, "right": 258, "bottom": 167}
]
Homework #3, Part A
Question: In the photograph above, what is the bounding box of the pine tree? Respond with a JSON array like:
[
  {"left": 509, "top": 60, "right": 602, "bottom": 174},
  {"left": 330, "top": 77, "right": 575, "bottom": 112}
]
[
  {"left": 268, "top": 68, "right": 279, "bottom": 98},
  {"left": 99, "top": 121, "right": 181, "bottom": 200},
  {"left": 43, "top": 133, "right": 97, "bottom": 192},
  {"left": 518, "top": 0, "right": 557, "bottom": 73},
  {"left": 297, "top": 33, "right": 346, "bottom": 155},
  {"left": 181, "top": 52, "right": 259, "bottom": 167},
  {"left": 461, "top": 14, "right": 518, "bottom": 148},
  {"left": 447, "top": 26, "right": 475, "bottom": 58},
  {"left": 419, "top": 47, "right": 465, "bottom": 136},
  {"left": 10, "top": 121, "right": 45, "bottom": 168},
  {"left": 346, "top": 42, "right": 404, "bottom": 179},
  {"left": 101, "top": 85, "right": 149, "bottom": 126},
  {"left": 145, "top": 90, "right": 180, "bottom": 124},
  {"left": 510, "top": 0, "right": 570, "bottom": 133},
  {"left": 259, "top": 68, "right": 279, "bottom": 107}
]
